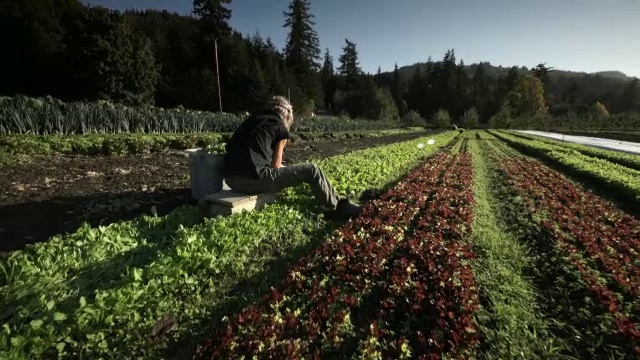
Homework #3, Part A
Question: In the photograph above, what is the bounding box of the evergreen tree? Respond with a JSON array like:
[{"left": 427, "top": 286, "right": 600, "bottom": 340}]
[
  {"left": 455, "top": 58, "right": 471, "bottom": 118},
  {"left": 489, "top": 105, "right": 513, "bottom": 129},
  {"left": 562, "top": 80, "right": 580, "bottom": 104},
  {"left": 391, "top": 63, "right": 408, "bottom": 116},
  {"left": 261, "top": 36, "right": 284, "bottom": 96},
  {"left": 427, "top": 50, "right": 468, "bottom": 119},
  {"left": 192, "top": 0, "right": 232, "bottom": 110},
  {"left": 283, "top": 0, "right": 321, "bottom": 108},
  {"left": 321, "top": 48, "right": 334, "bottom": 78},
  {"left": 338, "top": 39, "right": 362, "bottom": 91},
  {"left": 374, "top": 65, "right": 384, "bottom": 86},
  {"left": 471, "top": 62, "right": 494, "bottom": 120},
  {"left": 248, "top": 59, "right": 270, "bottom": 109},
  {"left": 192, "top": 0, "right": 232, "bottom": 42},
  {"left": 406, "top": 62, "right": 431, "bottom": 117},
  {"left": 532, "top": 63, "right": 554, "bottom": 88},
  {"left": 248, "top": 31, "right": 265, "bottom": 57},
  {"left": 432, "top": 108, "right": 451, "bottom": 128},
  {"left": 320, "top": 48, "right": 336, "bottom": 110},
  {"left": 220, "top": 32, "right": 251, "bottom": 110},
  {"left": 65, "top": 6, "right": 160, "bottom": 105},
  {"left": 462, "top": 107, "right": 480, "bottom": 128},
  {"left": 620, "top": 78, "right": 640, "bottom": 112},
  {"left": 532, "top": 62, "right": 554, "bottom": 104},
  {"left": 358, "top": 77, "right": 398, "bottom": 120},
  {"left": 504, "top": 66, "right": 521, "bottom": 90},
  {"left": 494, "top": 66, "right": 521, "bottom": 110},
  {"left": 2, "top": 0, "right": 83, "bottom": 98},
  {"left": 265, "top": 36, "right": 278, "bottom": 54},
  {"left": 174, "top": 68, "right": 218, "bottom": 110}
]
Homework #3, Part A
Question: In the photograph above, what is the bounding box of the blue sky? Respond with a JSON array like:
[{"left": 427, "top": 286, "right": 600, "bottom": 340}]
[{"left": 82, "top": 0, "right": 640, "bottom": 77}]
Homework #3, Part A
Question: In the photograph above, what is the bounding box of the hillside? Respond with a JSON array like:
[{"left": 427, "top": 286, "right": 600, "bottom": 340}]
[
  {"left": 395, "top": 62, "right": 634, "bottom": 83},
  {"left": 381, "top": 61, "right": 637, "bottom": 110}
]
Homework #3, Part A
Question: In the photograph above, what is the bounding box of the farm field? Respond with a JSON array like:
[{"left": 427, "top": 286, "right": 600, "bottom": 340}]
[
  {"left": 1, "top": 130, "right": 639, "bottom": 359},
  {"left": 0, "top": 129, "right": 435, "bottom": 255}
]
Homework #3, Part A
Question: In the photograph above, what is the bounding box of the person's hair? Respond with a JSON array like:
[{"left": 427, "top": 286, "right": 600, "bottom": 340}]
[{"left": 271, "top": 96, "right": 294, "bottom": 130}]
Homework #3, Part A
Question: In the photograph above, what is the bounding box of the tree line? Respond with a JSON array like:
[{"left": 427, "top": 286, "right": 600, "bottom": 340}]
[{"left": 3, "top": 0, "right": 640, "bottom": 126}]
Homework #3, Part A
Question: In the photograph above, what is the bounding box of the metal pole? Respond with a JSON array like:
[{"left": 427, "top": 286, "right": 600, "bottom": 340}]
[{"left": 215, "top": 38, "right": 223, "bottom": 113}]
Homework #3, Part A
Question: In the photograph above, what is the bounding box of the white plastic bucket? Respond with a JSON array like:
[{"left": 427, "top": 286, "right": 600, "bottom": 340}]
[{"left": 186, "top": 149, "right": 226, "bottom": 200}]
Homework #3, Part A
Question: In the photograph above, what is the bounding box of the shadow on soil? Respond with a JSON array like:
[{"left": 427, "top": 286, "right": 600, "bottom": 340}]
[{"left": 0, "top": 188, "right": 196, "bottom": 255}]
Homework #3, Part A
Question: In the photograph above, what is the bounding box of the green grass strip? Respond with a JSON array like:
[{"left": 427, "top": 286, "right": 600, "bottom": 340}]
[
  {"left": 0, "top": 131, "right": 457, "bottom": 359},
  {"left": 469, "top": 135, "right": 564, "bottom": 359}
]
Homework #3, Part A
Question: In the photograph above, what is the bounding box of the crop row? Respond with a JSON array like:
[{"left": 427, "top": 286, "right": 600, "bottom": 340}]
[
  {"left": 0, "top": 95, "right": 403, "bottom": 136},
  {"left": 195, "top": 147, "right": 478, "bottom": 359},
  {"left": 490, "top": 143, "right": 640, "bottom": 354},
  {"left": 0, "top": 128, "right": 423, "bottom": 158},
  {"left": 0, "top": 132, "right": 458, "bottom": 359},
  {"left": 491, "top": 131, "right": 640, "bottom": 207},
  {"left": 508, "top": 131, "right": 640, "bottom": 171}
]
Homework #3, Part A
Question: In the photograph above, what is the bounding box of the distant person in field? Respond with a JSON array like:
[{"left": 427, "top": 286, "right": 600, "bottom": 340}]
[{"left": 223, "top": 96, "right": 362, "bottom": 219}]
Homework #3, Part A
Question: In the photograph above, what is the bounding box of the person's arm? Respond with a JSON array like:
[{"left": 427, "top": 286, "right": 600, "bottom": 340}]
[{"left": 271, "top": 139, "right": 287, "bottom": 168}]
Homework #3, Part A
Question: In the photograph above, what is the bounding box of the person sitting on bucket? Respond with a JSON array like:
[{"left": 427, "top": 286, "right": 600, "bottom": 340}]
[{"left": 223, "top": 96, "right": 362, "bottom": 219}]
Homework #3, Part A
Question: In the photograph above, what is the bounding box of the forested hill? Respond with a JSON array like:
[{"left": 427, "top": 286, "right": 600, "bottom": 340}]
[
  {"left": 396, "top": 63, "right": 633, "bottom": 83},
  {"left": 377, "top": 61, "right": 638, "bottom": 116}
]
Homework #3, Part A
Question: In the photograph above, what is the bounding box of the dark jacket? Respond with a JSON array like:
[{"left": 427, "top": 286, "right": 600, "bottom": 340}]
[{"left": 223, "top": 110, "right": 291, "bottom": 179}]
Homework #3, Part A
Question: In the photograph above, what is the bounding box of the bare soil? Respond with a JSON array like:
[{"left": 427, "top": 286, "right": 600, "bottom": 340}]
[{"left": 0, "top": 131, "right": 436, "bottom": 254}]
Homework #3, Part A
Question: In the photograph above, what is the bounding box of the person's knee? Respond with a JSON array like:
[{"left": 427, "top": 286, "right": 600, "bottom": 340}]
[
  {"left": 297, "top": 163, "right": 320, "bottom": 179},
  {"left": 310, "top": 164, "right": 321, "bottom": 177}
]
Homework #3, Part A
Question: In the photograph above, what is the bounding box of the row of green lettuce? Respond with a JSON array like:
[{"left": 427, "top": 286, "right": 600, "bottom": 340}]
[
  {"left": 0, "top": 128, "right": 425, "bottom": 158},
  {"left": 492, "top": 131, "right": 640, "bottom": 207},
  {"left": 0, "top": 95, "right": 405, "bottom": 136},
  {"left": 0, "top": 131, "right": 458, "bottom": 359},
  {"left": 507, "top": 131, "right": 640, "bottom": 171}
]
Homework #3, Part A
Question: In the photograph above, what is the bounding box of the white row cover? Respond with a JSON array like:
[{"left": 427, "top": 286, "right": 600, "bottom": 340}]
[{"left": 512, "top": 130, "right": 640, "bottom": 156}]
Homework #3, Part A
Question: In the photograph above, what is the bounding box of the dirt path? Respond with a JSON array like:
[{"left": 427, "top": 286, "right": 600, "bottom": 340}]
[{"left": 0, "top": 130, "right": 437, "bottom": 254}]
